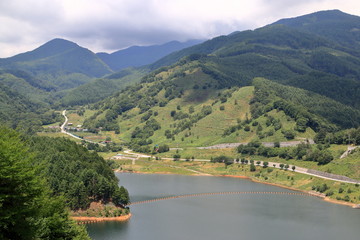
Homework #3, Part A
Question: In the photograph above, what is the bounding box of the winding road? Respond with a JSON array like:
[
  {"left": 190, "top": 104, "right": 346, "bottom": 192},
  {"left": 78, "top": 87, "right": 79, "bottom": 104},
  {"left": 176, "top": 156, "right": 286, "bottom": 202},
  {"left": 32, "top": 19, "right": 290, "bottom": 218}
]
[
  {"left": 60, "top": 110, "right": 105, "bottom": 146},
  {"left": 60, "top": 110, "right": 359, "bottom": 185}
]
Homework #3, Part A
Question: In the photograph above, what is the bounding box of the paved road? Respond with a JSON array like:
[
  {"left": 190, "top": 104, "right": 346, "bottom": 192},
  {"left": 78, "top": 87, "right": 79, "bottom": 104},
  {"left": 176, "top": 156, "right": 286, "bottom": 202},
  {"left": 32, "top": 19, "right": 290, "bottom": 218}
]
[
  {"left": 60, "top": 110, "right": 105, "bottom": 146},
  {"left": 340, "top": 145, "right": 358, "bottom": 159},
  {"left": 120, "top": 150, "right": 360, "bottom": 184},
  {"left": 61, "top": 110, "right": 358, "bottom": 185}
]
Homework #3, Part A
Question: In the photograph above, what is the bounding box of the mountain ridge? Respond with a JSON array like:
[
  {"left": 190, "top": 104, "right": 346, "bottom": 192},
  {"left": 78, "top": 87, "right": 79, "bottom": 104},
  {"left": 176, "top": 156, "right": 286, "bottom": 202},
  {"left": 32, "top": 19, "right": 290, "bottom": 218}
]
[{"left": 97, "top": 39, "right": 204, "bottom": 71}]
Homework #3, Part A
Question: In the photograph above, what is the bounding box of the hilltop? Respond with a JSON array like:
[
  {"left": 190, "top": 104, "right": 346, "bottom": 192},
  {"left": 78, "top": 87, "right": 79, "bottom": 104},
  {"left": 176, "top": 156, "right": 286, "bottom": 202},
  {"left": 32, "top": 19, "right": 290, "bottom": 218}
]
[{"left": 75, "top": 10, "right": 360, "bottom": 152}]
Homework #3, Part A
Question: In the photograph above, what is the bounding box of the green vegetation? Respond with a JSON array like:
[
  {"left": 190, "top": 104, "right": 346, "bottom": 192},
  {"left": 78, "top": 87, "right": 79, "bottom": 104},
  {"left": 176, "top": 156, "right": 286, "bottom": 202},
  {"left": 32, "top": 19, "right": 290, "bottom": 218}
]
[
  {"left": 238, "top": 142, "right": 334, "bottom": 165},
  {"left": 3, "top": 10, "right": 360, "bottom": 237},
  {"left": 0, "top": 39, "right": 111, "bottom": 91},
  {"left": 29, "top": 136, "right": 129, "bottom": 210},
  {"left": 0, "top": 128, "right": 90, "bottom": 239},
  {"left": 60, "top": 68, "right": 147, "bottom": 106},
  {"left": 0, "top": 82, "right": 61, "bottom": 133},
  {"left": 251, "top": 78, "right": 360, "bottom": 130}
]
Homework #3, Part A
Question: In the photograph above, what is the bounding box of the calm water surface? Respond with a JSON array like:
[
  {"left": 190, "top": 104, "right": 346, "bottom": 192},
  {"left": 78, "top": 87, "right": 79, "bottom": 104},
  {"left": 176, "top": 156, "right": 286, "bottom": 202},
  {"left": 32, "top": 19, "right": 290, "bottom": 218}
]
[{"left": 87, "top": 173, "right": 360, "bottom": 240}]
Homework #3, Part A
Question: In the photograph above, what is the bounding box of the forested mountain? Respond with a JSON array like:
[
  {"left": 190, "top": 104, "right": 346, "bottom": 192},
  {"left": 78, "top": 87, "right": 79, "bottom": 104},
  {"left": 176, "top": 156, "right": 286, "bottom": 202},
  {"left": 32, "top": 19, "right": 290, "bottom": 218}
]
[
  {"left": 272, "top": 9, "right": 360, "bottom": 50},
  {"left": 0, "top": 81, "right": 61, "bottom": 133},
  {"left": 80, "top": 10, "right": 360, "bottom": 152},
  {"left": 0, "top": 38, "right": 112, "bottom": 90},
  {"left": 97, "top": 39, "right": 203, "bottom": 71},
  {"left": 60, "top": 68, "right": 147, "bottom": 106},
  {"left": 149, "top": 11, "right": 360, "bottom": 109}
]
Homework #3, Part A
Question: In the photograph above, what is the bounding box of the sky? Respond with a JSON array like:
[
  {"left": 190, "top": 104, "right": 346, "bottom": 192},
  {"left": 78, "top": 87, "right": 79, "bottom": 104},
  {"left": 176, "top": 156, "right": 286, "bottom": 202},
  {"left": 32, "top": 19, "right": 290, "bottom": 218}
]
[{"left": 0, "top": 0, "right": 360, "bottom": 58}]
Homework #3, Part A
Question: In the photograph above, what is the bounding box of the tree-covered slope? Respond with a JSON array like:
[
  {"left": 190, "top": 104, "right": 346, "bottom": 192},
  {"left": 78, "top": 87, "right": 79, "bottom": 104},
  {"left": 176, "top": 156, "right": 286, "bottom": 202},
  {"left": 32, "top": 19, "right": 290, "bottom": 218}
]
[
  {"left": 272, "top": 9, "right": 360, "bottom": 50},
  {"left": 60, "top": 68, "right": 147, "bottom": 106},
  {"left": 0, "top": 82, "right": 60, "bottom": 133},
  {"left": 82, "top": 59, "right": 336, "bottom": 151},
  {"left": 0, "top": 38, "right": 112, "bottom": 90},
  {"left": 0, "top": 128, "right": 90, "bottom": 239},
  {"left": 146, "top": 11, "right": 360, "bottom": 110},
  {"left": 29, "top": 136, "right": 129, "bottom": 210},
  {"left": 80, "top": 10, "right": 360, "bottom": 151},
  {"left": 251, "top": 78, "right": 360, "bottom": 130}
]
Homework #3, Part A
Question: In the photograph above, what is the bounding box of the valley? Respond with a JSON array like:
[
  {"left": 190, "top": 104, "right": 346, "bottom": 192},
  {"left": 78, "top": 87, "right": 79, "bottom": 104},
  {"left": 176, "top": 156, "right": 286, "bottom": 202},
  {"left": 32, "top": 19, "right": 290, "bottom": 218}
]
[{"left": 2, "top": 8, "right": 360, "bottom": 240}]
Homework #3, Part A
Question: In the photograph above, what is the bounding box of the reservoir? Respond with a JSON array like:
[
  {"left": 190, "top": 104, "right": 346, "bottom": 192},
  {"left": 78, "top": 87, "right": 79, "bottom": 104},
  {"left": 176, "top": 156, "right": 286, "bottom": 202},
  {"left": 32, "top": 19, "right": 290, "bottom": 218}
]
[{"left": 87, "top": 173, "right": 360, "bottom": 240}]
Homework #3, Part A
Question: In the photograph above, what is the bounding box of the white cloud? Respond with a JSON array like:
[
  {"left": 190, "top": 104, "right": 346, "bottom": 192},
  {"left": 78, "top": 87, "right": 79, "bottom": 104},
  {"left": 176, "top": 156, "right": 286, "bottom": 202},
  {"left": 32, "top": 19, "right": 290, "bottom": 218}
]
[{"left": 0, "top": 0, "right": 359, "bottom": 57}]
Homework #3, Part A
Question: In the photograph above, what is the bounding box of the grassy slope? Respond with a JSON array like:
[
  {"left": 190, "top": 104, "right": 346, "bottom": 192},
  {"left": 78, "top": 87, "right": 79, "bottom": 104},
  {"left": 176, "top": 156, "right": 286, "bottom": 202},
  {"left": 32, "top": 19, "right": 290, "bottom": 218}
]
[{"left": 110, "top": 84, "right": 315, "bottom": 148}]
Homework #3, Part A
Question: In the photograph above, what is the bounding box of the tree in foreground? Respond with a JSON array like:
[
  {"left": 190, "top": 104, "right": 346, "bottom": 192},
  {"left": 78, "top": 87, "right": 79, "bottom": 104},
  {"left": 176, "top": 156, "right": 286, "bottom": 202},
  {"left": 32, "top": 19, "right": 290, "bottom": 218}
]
[{"left": 0, "top": 127, "right": 89, "bottom": 240}]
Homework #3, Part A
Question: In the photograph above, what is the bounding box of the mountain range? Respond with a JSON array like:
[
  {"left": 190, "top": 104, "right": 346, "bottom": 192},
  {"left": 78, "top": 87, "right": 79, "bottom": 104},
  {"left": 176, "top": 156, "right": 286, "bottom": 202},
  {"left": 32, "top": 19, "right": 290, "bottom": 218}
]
[
  {"left": 2, "top": 9, "right": 360, "bottom": 143},
  {"left": 0, "top": 38, "right": 203, "bottom": 91},
  {"left": 78, "top": 10, "right": 360, "bottom": 150}
]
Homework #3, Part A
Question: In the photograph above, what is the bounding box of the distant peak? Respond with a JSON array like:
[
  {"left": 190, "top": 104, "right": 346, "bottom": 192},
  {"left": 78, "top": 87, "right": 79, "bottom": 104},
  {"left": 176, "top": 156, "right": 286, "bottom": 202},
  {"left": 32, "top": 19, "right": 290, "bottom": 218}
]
[
  {"left": 271, "top": 9, "right": 359, "bottom": 27},
  {"left": 44, "top": 38, "right": 79, "bottom": 48}
]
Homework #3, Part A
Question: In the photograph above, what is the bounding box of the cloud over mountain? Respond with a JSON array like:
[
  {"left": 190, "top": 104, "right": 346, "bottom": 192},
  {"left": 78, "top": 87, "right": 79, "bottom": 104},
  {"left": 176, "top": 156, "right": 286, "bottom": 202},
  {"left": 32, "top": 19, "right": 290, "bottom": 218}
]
[{"left": 1, "top": 0, "right": 359, "bottom": 57}]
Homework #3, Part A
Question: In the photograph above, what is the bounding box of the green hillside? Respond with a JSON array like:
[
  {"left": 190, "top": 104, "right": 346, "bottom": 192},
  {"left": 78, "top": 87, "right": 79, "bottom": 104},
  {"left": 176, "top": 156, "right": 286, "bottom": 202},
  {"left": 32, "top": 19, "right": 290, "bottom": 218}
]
[
  {"left": 60, "top": 68, "right": 147, "bottom": 106},
  {"left": 272, "top": 9, "right": 360, "bottom": 50},
  {"left": 78, "top": 11, "right": 360, "bottom": 153},
  {"left": 150, "top": 11, "right": 360, "bottom": 109},
  {"left": 0, "top": 82, "right": 60, "bottom": 132},
  {"left": 251, "top": 78, "right": 360, "bottom": 129},
  {"left": 81, "top": 60, "right": 325, "bottom": 151},
  {"left": 0, "top": 38, "right": 112, "bottom": 91},
  {"left": 0, "top": 128, "right": 90, "bottom": 239}
]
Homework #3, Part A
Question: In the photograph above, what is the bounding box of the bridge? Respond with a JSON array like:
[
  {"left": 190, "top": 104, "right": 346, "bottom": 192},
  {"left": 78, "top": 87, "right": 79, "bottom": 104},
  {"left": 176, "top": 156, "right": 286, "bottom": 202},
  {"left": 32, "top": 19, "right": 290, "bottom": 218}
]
[{"left": 127, "top": 191, "right": 315, "bottom": 206}]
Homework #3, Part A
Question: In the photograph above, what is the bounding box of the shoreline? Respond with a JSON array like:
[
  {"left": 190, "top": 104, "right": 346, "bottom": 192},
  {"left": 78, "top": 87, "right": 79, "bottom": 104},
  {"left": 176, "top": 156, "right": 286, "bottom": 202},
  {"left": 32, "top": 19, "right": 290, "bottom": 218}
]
[
  {"left": 72, "top": 213, "right": 132, "bottom": 224},
  {"left": 118, "top": 170, "right": 359, "bottom": 208},
  {"left": 225, "top": 175, "right": 359, "bottom": 208}
]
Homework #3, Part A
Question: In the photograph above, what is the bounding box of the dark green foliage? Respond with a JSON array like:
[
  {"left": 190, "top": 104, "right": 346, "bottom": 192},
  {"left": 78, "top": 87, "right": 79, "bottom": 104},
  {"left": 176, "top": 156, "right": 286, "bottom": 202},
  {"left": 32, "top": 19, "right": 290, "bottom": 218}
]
[
  {"left": 211, "top": 155, "right": 233, "bottom": 163},
  {"left": 1, "top": 38, "right": 111, "bottom": 91},
  {"left": 282, "top": 129, "right": 296, "bottom": 140},
  {"left": 251, "top": 78, "right": 360, "bottom": 130},
  {"left": 250, "top": 163, "right": 256, "bottom": 172},
  {"left": 315, "top": 184, "right": 329, "bottom": 193},
  {"left": 0, "top": 83, "right": 58, "bottom": 132},
  {"left": 113, "top": 186, "right": 130, "bottom": 206},
  {"left": 211, "top": 155, "right": 234, "bottom": 167},
  {"left": 316, "top": 127, "right": 360, "bottom": 145},
  {"left": 157, "top": 144, "right": 170, "bottom": 153},
  {"left": 304, "top": 149, "right": 334, "bottom": 165},
  {"left": 60, "top": 68, "right": 147, "bottom": 106},
  {"left": 273, "top": 10, "right": 360, "bottom": 50},
  {"left": 29, "top": 136, "right": 129, "bottom": 209},
  {"left": 237, "top": 141, "right": 334, "bottom": 165},
  {"left": 0, "top": 128, "right": 89, "bottom": 239}
]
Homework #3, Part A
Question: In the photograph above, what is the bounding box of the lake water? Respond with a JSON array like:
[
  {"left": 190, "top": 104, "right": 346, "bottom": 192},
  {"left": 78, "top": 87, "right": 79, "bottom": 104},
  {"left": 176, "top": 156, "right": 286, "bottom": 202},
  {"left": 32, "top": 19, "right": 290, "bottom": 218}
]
[{"left": 87, "top": 173, "right": 360, "bottom": 240}]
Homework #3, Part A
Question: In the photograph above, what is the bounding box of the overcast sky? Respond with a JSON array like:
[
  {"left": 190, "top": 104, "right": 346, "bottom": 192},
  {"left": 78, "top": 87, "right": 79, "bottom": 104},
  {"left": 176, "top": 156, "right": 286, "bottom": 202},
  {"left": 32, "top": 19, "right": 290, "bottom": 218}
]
[{"left": 0, "top": 0, "right": 359, "bottom": 57}]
